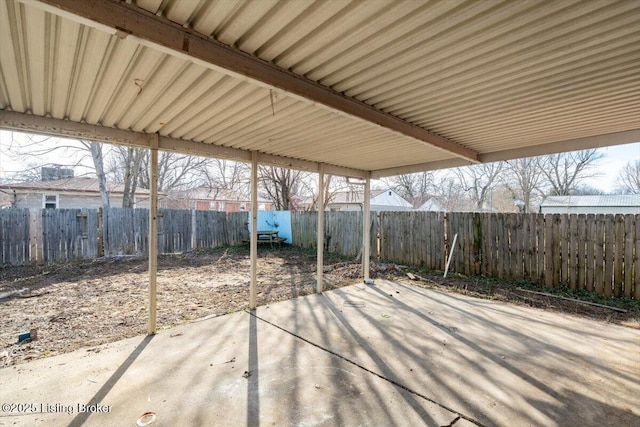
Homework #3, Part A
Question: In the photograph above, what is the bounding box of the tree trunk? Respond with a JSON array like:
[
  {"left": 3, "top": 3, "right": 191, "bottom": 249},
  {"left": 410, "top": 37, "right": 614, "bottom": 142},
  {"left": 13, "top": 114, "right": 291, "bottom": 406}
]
[{"left": 89, "top": 142, "right": 110, "bottom": 209}]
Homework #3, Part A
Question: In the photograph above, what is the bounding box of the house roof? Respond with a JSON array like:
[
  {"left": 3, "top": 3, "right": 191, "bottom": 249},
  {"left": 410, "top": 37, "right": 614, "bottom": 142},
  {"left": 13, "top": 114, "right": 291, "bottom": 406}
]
[
  {"left": 417, "top": 198, "right": 445, "bottom": 212},
  {"left": 0, "top": 177, "right": 152, "bottom": 195},
  {"left": 330, "top": 189, "right": 412, "bottom": 207},
  {"left": 0, "top": 0, "right": 638, "bottom": 179},
  {"left": 540, "top": 195, "right": 640, "bottom": 208}
]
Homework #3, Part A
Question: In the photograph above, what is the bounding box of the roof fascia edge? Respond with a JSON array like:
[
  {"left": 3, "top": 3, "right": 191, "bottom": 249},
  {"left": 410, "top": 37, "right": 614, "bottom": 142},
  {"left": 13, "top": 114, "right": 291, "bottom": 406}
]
[
  {"left": 371, "top": 129, "right": 640, "bottom": 178},
  {"left": 0, "top": 110, "right": 368, "bottom": 178},
  {"left": 27, "top": 0, "right": 478, "bottom": 163}
]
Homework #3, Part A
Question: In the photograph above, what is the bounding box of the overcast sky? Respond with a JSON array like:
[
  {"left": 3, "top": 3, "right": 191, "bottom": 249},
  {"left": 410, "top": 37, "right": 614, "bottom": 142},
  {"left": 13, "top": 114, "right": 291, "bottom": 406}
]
[{"left": 0, "top": 130, "right": 638, "bottom": 193}]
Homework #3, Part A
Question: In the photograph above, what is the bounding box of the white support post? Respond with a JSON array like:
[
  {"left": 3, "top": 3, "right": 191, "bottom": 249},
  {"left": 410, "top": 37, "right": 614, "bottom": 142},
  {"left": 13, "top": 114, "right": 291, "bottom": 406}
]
[
  {"left": 250, "top": 151, "right": 258, "bottom": 309},
  {"left": 363, "top": 174, "right": 371, "bottom": 280},
  {"left": 148, "top": 133, "right": 159, "bottom": 335},
  {"left": 317, "top": 164, "right": 325, "bottom": 293}
]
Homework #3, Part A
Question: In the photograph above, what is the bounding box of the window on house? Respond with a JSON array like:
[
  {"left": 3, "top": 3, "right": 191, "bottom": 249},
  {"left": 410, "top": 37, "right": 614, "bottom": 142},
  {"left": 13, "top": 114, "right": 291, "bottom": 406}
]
[{"left": 43, "top": 194, "right": 58, "bottom": 209}]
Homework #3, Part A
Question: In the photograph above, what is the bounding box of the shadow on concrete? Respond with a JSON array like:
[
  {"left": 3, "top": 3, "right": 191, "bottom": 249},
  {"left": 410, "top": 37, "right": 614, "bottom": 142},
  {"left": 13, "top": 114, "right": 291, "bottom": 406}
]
[
  {"left": 324, "top": 280, "right": 639, "bottom": 426},
  {"left": 247, "top": 310, "right": 260, "bottom": 427},
  {"left": 323, "top": 298, "right": 451, "bottom": 425},
  {"left": 68, "top": 334, "right": 154, "bottom": 427}
]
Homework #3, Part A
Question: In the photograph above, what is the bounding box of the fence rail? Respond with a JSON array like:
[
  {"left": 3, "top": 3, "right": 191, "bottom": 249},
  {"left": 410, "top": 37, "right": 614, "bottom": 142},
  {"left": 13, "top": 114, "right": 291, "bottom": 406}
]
[{"left": 1, "top": 208, "right": 638, "bottom": 299}]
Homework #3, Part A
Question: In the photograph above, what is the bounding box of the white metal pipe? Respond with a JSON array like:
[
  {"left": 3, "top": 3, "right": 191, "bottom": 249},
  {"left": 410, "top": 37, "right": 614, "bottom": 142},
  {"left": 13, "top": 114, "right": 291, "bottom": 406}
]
[
  {"left": 148, "top": 134, "right": 159, "bottom": 335},
  {"left": 249, "top": 151, "right": 258, "bottom": 309},
  {"left": 317, "top": 164, "right": 325, "bottom": 293},
  {"left": 363, "top": 175, "right": 371, "bottom": 280},
  {"left": 444, "top": 233, "right": 458, "bottom": 278}
]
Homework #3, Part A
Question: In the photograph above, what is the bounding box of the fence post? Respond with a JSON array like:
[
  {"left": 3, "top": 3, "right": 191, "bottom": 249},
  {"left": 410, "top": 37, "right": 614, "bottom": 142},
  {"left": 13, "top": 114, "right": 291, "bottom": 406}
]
[
  {"left": 472, "top": 213, "right": 483, "bottom": 275},
  {"left": 29, "top": 208, "right": 43, "bottom": 264},
  {"left": 191, "top": 209, "right": 197, "bottom": 251},
  {"left": 97, "top": 208, "right": 104, "bottom": 257}
]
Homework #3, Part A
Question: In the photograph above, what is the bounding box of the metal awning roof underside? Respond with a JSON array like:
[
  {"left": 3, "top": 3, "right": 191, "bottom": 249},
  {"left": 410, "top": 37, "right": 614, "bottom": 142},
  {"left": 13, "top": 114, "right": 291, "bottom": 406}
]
[{"left": 1, "top": 0, "right": 639, "bottom": 179}]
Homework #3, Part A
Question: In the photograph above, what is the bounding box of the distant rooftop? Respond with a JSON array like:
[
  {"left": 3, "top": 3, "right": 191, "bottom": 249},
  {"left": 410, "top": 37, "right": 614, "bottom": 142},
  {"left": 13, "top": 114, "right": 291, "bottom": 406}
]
[
  {"left": 540, "top": 195, "right": 640, "bottom": 208},
  {"left": 0, "top": 177, "right": 153, "bottom": 194}
]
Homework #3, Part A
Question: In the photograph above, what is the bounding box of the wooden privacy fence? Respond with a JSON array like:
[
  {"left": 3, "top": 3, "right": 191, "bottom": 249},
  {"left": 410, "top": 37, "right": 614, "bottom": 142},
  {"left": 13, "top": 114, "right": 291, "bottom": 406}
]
[
  {"left": 0, "top": 208, "right": 248, "bottom": 265},
  {"left": 0, "top": 208, "right": 30, "bottom": 265},
  {"left": 377, "top": 212, "right": 639, "bottom": 300},
  {"left": 291, "top": 211, "right": 377, "bottom": 257},
  {"left": 2, "top": 208, "right": 638, "bottom": 299},
  {"left": 291, "top": 211, "right": 639, "bottom": 299}
]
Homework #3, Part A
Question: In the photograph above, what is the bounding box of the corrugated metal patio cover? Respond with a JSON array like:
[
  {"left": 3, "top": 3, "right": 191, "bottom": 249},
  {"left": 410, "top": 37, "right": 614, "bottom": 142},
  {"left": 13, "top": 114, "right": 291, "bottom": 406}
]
[{"left": 1, "top": 0, "right": 639, "bottom": 177}]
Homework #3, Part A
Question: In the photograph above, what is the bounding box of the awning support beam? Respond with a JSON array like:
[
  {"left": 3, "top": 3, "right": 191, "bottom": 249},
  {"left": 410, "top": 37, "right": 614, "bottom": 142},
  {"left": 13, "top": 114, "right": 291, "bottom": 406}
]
[
  {"left": 0, "top": 110, "right": 367, "bottom": 179},
  {"left": 371, "top": 129, "right": 640, "bottom": 178},
  {"left": 30, "top": 0, "right": 479, "bottom": 163}
]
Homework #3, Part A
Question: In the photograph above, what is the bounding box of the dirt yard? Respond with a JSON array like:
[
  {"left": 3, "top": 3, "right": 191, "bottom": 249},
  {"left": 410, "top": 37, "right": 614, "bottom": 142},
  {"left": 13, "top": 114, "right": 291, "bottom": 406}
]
[
  {"left": 1, "top": 246, "right": 638, "bottom": 367},
  {"left": 0, "top": 246, "right": 361, "bottom": 367}
]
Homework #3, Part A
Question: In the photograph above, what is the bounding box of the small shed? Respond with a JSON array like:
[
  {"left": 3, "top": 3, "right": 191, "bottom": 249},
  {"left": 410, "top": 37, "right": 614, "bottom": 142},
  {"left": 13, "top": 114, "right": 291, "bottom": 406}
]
[{"left": 539, "top": 195, "right": 640, "bottom": 215}]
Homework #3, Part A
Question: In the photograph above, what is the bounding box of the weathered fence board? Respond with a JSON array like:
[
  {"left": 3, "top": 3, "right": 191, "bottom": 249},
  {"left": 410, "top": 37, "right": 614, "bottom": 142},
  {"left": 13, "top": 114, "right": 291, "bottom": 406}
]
[
  {"left": 0, "top": 209, "right": 30, "bottom": 266},
  {"left": 2, "top": 208, "right": 638, "bottom": 300},
  {"left": 585, "top": 214, "right": 595, "bottom": 292},
  {"left": 604, "top": 215, "right": 615, "bottom": 297},
  {"left": 635, "top": 215, "right": 640, "bottom": 300},
  {"left": 41, "top": 208, "right": 98, "bottom": 262},
  {"left": 594, "top": 214, "right": 605, "bottom": 295},
  {"left": 624, "top": 215, "right": 634, "bottom": 298}
]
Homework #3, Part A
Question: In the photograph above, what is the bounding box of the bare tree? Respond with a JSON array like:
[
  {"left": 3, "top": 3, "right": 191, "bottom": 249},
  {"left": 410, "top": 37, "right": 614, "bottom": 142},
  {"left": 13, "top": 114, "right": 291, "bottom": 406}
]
[
  {"left": 454, "top": 163, "right": 504, "bottom": 210},
  {"left": 202, "top": 159, "right": 249, "bottom": 197},
  {"left": 539, "top": 149, "right": 603, "bottom": 195},
  {"left": 107, "top": 148, "right": 210, "bottom": 206},
  {"left": 259, "top": 166, "right": 304, "bottom": 210},
  {"left": 424, "top": 175, "right": 471, "bottom": 211},
  {"left": 80, "top": 141, "right": 110, "bottom": 208},
  {"left": 104, "top": 146, "right": 146, "bottom": 207},
  {"left": 384, "top": 171, "right": 435, "bottom": 207},
  {"left": 615, "top": 159, "right": 640, "bottom": 194},
  {"left": 504, "top": 157, "right": 544, "bottom": 213},
  {"left": 138, "top": 151, "right": 210, "bottom": 192},
  {"left": 2, "top": 132, "right": 96, "bottom": 181},
  {"left": 301, "top": 174, "right": 352, "bottom": 211}
]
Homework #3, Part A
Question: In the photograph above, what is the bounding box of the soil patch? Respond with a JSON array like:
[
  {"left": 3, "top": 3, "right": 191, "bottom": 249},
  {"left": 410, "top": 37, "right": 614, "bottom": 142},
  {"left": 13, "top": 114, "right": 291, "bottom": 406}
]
[
  {"left": 2, "top": 248, "right": 638, "bottom": 367},
  {"left": 383, "top": 267, "right": 640, "bottom": 329},
  {"left": 0, "top": 246, "right": 359, "bottom": 367}
]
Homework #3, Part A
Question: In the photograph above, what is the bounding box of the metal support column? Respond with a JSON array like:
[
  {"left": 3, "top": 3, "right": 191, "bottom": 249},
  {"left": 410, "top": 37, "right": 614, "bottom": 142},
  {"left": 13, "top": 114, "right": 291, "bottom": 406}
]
[
  {"left": 317, "top": 164, "right": 325, "bottom": 293},
  {"left": 250, "top": 151, "right": 258, "bottom": 309},
  {"left": 148, "top": 134, "right": 159, "bottom": 334},
  {"left": 363, "top": 174, "right": 371, "bottom": 280}
]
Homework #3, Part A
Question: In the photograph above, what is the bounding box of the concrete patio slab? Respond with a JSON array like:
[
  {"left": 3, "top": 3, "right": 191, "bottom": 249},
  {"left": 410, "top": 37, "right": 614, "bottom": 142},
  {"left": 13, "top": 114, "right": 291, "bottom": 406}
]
[{"left": 1, "top": 280, "right": 638, "bottom": 426}]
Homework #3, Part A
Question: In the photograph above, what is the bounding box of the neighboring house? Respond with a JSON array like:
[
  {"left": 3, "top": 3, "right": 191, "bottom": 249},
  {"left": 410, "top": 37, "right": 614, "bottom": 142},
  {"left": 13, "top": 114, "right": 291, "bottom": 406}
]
[
  {"left": 539, "top": 195, "right": 640, "bottom": 214},
  {"left": 327, "top": 189, "right": 413, "bottom": 212},
  {"left": 167, "top": 187, "right": 272, "bottom": 212},
  {"left": 416, "top": 197, "right": 445, "bottom": 212},
  {"left": 0, "top": 177, "right": 162, "bottom": 209}
]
